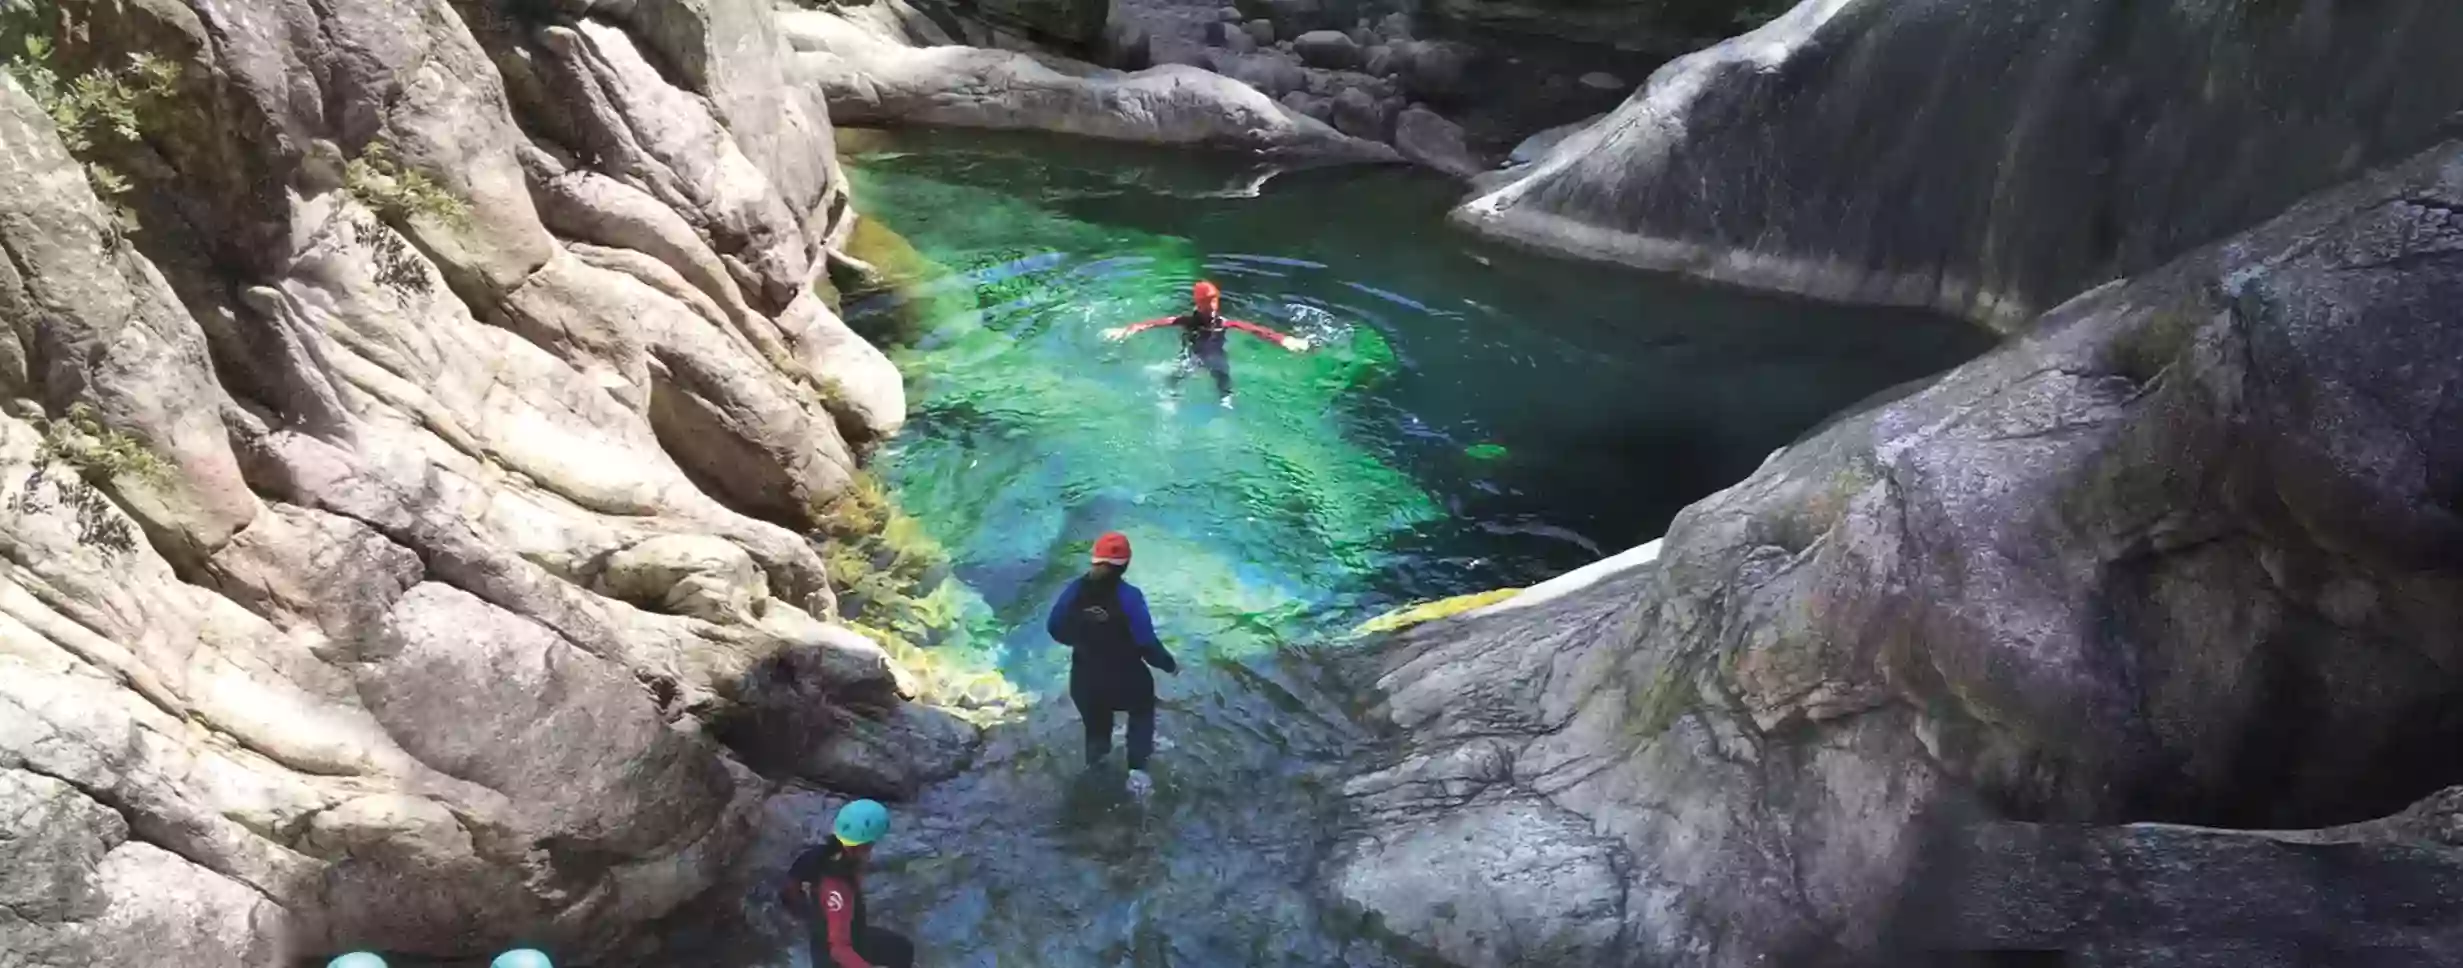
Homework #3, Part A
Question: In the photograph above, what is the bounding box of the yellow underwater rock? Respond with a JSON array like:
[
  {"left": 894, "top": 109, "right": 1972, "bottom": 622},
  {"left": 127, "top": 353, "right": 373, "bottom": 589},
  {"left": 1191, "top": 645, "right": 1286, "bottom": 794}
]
[{"left": 1351, "top": 587, "right": 1524, "bottom": 637}]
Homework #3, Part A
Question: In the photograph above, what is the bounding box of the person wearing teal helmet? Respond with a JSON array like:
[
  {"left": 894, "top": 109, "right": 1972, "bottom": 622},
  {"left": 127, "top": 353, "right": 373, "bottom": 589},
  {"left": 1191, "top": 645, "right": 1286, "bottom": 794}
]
[
  {"left": 327, "top": 954, "right": 387, "bottom": 968},
  {"left": 491, "top": 949, "right": 553, "bottom": 968},
  {"left": 833, "top": 798, "right": 889, "bottom": 845},
  {"left": 781, "top": 799, "right": 914, "bottom": 968}
]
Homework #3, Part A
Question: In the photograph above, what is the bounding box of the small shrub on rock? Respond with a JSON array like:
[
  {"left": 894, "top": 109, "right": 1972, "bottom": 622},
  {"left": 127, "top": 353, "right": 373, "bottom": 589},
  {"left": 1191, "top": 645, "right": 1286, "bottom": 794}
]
[
  {"left": 345, "top": 142, "right": 472, "bottom": 228},
  {"left": 9, "top": 404, "right": 172, "bottom": 556},
  {"left": 1, "top": 4, "right": 183, "bottom": 235}
]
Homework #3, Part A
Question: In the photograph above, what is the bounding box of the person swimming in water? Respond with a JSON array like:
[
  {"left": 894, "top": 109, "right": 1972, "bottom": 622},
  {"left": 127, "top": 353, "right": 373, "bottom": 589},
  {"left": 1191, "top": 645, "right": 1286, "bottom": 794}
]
[
  {"left": 1102, "top": 280, "right": 1310, "bottom": 407},
  {"left": 1046, "top": 531, "right": 1179, "bottom": 798}
]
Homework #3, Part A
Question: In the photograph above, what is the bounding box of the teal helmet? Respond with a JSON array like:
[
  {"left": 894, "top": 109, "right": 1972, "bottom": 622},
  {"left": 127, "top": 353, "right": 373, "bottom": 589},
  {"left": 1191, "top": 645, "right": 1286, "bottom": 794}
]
[
  {"left": 491, "top": 950, "right": 553, "bottom": 968},
  {"left": 833, "top": 798, "right": 890, "bottom": 846},
  {"left": 327, "top": 955, "right": 387, "bottom": 968}
]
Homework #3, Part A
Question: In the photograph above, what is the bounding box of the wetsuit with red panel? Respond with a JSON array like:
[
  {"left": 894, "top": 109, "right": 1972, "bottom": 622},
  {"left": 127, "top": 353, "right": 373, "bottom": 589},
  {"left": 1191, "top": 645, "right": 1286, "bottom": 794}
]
[
  {"left": 1113, "top": 310, "right": 1296, "bottom": 398},
  {"left": 785, "top": 842, "right": 914, "bottom": 968}
]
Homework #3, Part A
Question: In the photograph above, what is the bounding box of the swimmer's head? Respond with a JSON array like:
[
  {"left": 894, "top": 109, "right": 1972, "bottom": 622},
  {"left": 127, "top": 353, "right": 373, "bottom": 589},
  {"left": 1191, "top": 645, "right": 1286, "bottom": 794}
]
[{"left": 1192, "top": 280, "right": 1220, "bottom": 311}]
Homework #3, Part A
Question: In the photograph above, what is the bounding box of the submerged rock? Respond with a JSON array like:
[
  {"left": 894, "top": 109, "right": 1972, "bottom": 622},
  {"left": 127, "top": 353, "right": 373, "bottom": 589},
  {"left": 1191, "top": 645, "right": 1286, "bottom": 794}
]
[
  {"left": 1464, "top": 0, "right": 2463, "bottom": 328},
  {"left": 1341, "top": 137, "right": 2463, "bottom": 967},
  {"left": 1576, "top": 70, "right": 1623, "bottom": 91}
]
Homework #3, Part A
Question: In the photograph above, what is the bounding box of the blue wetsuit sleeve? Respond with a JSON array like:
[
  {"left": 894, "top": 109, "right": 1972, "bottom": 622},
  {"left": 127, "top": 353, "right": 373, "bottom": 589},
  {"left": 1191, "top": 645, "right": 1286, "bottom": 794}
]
[
  {"left": 1046, "top": 578, "right": 1082, "bottom": 646},
  {"left": 1122, "top": 585, "right": 1177, "bottom": 673}
]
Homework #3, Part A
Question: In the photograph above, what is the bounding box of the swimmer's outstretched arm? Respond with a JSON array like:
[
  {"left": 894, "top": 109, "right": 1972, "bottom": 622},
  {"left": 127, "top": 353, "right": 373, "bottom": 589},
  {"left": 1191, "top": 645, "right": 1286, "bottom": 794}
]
[
  {"left": 1100, "top": 317, "right": 1177, "bottom": 341},
  {"left": 1225, "top": 317, "right": 1311, "bottom": 352}
]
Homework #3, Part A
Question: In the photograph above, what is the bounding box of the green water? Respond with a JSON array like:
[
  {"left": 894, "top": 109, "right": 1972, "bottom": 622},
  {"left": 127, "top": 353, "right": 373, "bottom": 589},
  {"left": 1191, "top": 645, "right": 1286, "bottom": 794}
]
[{"left": 753, "top": 129, "right": 1991, "bottom": 967}]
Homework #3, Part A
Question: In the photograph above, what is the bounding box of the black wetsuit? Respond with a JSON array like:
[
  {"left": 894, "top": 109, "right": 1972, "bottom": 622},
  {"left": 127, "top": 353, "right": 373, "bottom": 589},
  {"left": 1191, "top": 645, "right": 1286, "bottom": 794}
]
[
  {"left": 1169, "top": 311, "right": 1238, "bottom": 398},
  {"left": 1046, "top": 574, "right": 1177, "bottom": 768}
]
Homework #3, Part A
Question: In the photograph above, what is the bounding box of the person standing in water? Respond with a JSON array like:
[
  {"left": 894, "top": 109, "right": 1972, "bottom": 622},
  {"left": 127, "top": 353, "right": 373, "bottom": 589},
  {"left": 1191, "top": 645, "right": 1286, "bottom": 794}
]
[
  {"left": 783, "top": 800, "right": 916, "bottom": 968},
  {"left": 1102, "top": 280, "right": 1311, "bottom": 407},
  {"left": 1046, "top": 531, "right": 1179, "bottom": 797}
]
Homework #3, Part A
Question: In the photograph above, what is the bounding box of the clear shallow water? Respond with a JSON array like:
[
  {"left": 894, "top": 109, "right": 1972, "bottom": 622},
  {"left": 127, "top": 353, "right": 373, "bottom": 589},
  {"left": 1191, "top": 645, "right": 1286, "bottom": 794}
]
[{"left": 728, "top": 129, "right": 1991, "bottom": 967}]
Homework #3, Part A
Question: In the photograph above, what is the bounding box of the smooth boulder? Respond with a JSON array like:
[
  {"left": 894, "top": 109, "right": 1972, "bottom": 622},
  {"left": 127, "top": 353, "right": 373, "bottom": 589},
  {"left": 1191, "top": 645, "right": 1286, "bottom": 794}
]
[
  {"left": 1341, "top": 137, "right": 2463, "bottom": 968},
  {"left": 1462, "top": 0, "right": 2463, "bottom": 328},
  {"left": 1330, "top": 87, "right": 1393, "bottom": 140},
  {"left": 1292, "top": 29, "right": 1360, "bottom": 69},
  {"left": 1212, "top": 49, "right": 1311, "bottom": 98},
  {"left": 1393, "top": 105, "right": 1481, "bottom": 178}
]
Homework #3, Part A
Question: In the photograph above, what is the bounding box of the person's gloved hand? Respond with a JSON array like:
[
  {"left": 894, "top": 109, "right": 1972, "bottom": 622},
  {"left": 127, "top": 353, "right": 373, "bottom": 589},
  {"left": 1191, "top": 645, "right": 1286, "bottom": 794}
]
[
  {"left": 1102, "top": 327, "right": 1129, "bottom": 341},
  {"left": 1147, "top": 645, "right": 1180, "bottom": 675},
  {"left": 1282, "top": 335, "right": 1311, "bottom": 352}
]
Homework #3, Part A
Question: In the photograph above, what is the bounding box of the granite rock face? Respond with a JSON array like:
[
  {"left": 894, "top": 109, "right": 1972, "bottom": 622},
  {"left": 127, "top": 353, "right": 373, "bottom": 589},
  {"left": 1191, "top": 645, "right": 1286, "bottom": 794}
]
[
  {"left": 0, "top": 0, "right": 963, "bottom": 963},
  {"left": 1338, "top": 138, "right": 2463, "bottom": 968},
  {"left": 1463, "top": 0, "right": 2463, "bottom": 328}
]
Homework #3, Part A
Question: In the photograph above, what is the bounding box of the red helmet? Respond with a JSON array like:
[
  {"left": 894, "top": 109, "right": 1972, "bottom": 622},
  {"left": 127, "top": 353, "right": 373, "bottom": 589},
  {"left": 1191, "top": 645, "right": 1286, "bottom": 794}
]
[
  {"left": 1091, "top": 531, "right": 1132, "bottom": 565},
  {"left": 1192, "top": 280, "right": 1220, "bottom": 305}
]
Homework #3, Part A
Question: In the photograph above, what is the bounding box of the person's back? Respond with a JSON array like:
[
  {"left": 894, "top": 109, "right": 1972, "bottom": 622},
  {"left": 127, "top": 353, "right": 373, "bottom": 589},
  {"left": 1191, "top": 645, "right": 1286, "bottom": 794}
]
[
  {"left": 1060, "top": 573, "right": 1153, "bottom": 700},
  {"left": 1047, "top": 532, "right": 1177, "bottom": 796}
]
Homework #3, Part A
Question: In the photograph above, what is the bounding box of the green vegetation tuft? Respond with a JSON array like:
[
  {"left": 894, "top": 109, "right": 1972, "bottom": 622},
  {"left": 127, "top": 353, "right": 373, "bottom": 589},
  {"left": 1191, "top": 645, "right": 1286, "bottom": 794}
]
[
  {"left": 10, "top": 403, "right": 172, "bottom": 556},
  {"left": 2, "top": 3, "right": 183, "bottom": 236},
  {"left": 814, "top": 470, "right": 1025, "bottom": 714},
  {"left": 39, "top": 403, "right": 172, "bottom": 486},
  {"left": 344, "top": 141, "right": 472, "bottom": 228},
  {"left": 835, "top": 214, "right": 957, "bottom": 347},
  {"left": 816, "top": 472, "right": 954, "bottom": 624},
  {"left": 810, "top": 374, "right": 855, "bottom": 416}
]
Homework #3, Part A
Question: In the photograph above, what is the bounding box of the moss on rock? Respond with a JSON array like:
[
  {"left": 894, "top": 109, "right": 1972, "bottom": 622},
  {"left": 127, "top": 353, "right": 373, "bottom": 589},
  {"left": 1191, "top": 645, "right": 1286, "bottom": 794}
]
[
  {"left": 1352, "top": 587, "right": 1525, "bottom": 637},
  {"left": 813, "top": 469, "right": 1024, "bottom": 718}
]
